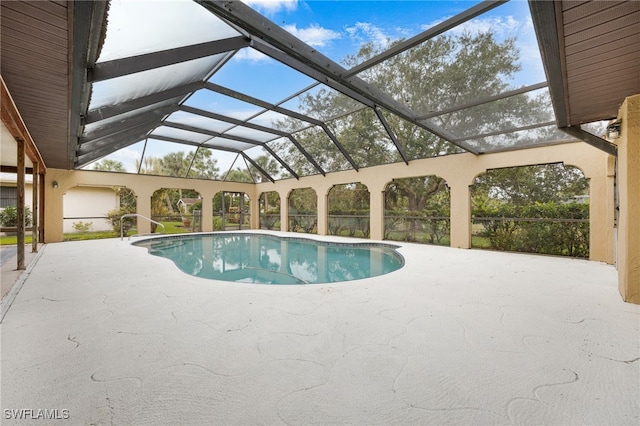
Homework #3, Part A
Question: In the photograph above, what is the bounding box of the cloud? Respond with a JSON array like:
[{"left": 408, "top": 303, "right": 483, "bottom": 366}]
[
  {"left": 242, "top": 0, "right": 298, "bottom": 14},
  {"left": 283, "top": 24, "right": 341, "bottom": 47},
  {"left": 345, "top": 22, "right": 391, "bottom": 49},
  {"left": 107, "top": 147, "right": 143, "bottom": 172},
  {"left": 234, "top": 48, "right": 271, "bottom": 63},
  {"left": 424, "top": 15, "right": 521, "bottom": 38}
]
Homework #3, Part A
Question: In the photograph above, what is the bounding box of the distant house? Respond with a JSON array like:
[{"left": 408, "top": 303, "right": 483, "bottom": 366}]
[{"left": 177, "top": 197, "right": 201, "bottom": 214}]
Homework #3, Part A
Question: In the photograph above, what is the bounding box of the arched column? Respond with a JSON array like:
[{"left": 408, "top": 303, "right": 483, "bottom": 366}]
[
  {"left": 369, "top": 183, "right": 385, "bottom": 241},
  {"left": 199, "top": 188, "right": 217, "bottom": 232},
  {"left": 134, "top": 188, "right": 153, "bottom": 235},
  {"left": 445, "top": 169, "right": 477, "bottom": 249},
  {"left": 279, "top": 190, "right": 289, "bottom": 232},
  {"left": 317, "top": 187, "right": 329, "bottom": 236}
]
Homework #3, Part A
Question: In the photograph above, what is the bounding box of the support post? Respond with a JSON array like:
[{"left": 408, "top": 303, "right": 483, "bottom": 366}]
[
  {"left": 31, "top": 162, "right": 39, "bottom": 252},
  {"left": 449, "top": 182, "right": 471, "bottom": 249},
  {"left": 369, "top": 188, "right": 385, "bottom": 241},
  {"left": 16, "top": 138, "right": 25, "bottom": 270}
]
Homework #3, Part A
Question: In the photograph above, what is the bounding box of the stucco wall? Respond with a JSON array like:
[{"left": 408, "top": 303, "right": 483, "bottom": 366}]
[
  {"left": 43, "top": 142, "right": 614, "bottom": 264},
  {"left": 616, "top": 94, "right": 640, "bottom": 303}
]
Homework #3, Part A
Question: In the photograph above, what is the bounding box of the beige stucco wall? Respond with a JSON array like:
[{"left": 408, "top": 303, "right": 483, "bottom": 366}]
[
  {"left": 616, "top": 94, "right": 640, "bottom": 303},
  {"left": 256, "top": 141, "right": 613, "bottom": 263},
  {"left": 43, "top": 170, "right": 256, "bottom": 242},
  {"left": 43, "top": 141, "right": 613, "bottom": 264}
]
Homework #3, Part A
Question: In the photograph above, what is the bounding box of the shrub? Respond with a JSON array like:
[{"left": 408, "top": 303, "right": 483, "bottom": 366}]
[
  {"left": 473, "top": 202, "right": 589, "bottom": 257},
  {"left": 72, "top": 221, "right": 93, "bottom": 232},
  {"left": 106, "top": 206, "right": 136, "bottom": 234},
  {"left": 0, "top": 205, "right": 32, "bottom": 227}
]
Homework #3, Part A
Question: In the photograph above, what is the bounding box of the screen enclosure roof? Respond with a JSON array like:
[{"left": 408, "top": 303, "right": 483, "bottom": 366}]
[{"left": 2, "top": 0, "right": 637, "bottom": 182}]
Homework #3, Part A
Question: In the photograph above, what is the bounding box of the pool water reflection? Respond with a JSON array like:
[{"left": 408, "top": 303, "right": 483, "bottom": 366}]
[{"left": 133, "top": 233, "right": 404, "bottom": 284}]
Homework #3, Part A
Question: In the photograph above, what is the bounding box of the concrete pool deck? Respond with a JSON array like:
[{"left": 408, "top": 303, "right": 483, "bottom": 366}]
[{"left": 1, "top": 231, "right": 638, "bottom": 424}]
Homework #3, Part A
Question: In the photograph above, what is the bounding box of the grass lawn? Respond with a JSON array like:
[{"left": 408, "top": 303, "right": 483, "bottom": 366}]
[{"left": 0, "top": 221, "right": 193, "bottom": 245}]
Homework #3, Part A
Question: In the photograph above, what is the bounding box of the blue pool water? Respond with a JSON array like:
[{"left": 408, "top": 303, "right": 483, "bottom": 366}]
[{"left": 133, "top": 233, "right": 404, "bottom": 284}]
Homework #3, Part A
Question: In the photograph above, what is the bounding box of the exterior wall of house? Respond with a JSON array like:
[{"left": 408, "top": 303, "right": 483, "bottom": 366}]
[
  {"left": 62, "top": 186, "right": 119, "bottom": 233},
  {"left": 616, "top": 94, "right": 640, "bottom": 303},
  {"left": 0, "top": 181, "right": 33, "bottom": 210}
]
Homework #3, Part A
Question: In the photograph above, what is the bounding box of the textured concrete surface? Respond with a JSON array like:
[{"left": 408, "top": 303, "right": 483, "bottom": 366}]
[
  {"left": 1, "top": 244, "right": 41, "bottom": 302},
  {"left": 1, "top": 232, "right": 638, "bottom": 425}
]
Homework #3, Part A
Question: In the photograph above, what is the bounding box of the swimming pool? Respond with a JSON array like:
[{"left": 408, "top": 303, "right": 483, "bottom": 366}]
[{"left": 133, "top": 233, "right": 404, "bottom": 284}]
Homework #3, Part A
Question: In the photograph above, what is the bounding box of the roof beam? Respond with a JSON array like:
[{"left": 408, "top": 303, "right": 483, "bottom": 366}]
[
  {"left": 204, "top": 82, "right": 323, "bottom": 126},
  {"left": 83, "top": 81, "right": 202, "bottom": 124},
  {"left": 260, "top": 144, "right": 299, "bottom": 180},
  {"left": 179, "top": 104, "right": 324, "bottom": 176},
  {"left": 77, "top": 120, "right": 157, "bottom": 154},
  {"left": 88, "top": 37, "right": 250, "bottom": 82},
  {"left": 528, "top": 0, "right": 570, "bottom": 127},
  {"left": 70, "top": 0, "right": 108, "bottom": 169},
  {"left": 417, "top": 82, "right": 548, "bottom": 120},
  {"left": 197, "top": 1, "right": 473, "bottom": 153},
  {"left": 241, "top": 153, "right": 275, "bottom": 183},
  {"left": 180, "top": 105, "right": 288, "bottom": 138},
  {"left": 76, "top": 138, "right": 143, "bottom": 167},
  {"left": 560, "top": 126, "right": 617, "bottom": 157},
  {"left": 81, "top": 103, "right": 178, "bottom": 142},
  {"left": 454, "top": 120, "right": 557, "bottom": 143},
  {"left": 374, "top": 106, "right": 409, "bottom": 165},
  {"left": 202, "top": 83, "right": 332, "bottom": 174},
  {"left": 160, "top": 122, "right": 298, "bottom": 179}
]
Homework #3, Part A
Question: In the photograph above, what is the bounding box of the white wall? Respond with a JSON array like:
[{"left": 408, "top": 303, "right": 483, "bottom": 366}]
[{"left": 62, "top": 186, "right": 119, "bottom": 233}]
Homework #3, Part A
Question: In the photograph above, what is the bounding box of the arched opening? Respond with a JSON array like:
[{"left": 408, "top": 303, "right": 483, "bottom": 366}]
[
  {"left": 213, "top": 191, "right": 251, "bottom": 231},
  {"left": 288, "top": 188, "right": 317, "bottom": 234},
  {"left": 384, "top": 175, "right": 450, "bottom": 245},
  {"left": 328, "top": 183, "right": 370, "bottom": 238},
  {"left": 259, "top": 191, "right": 280, "bottom": 230},
  {"left": 151, "top": 187, "right": 202, "bottom": 234},
  {"left": 471, "top": 163, "right": 590, "bottom": 257}
]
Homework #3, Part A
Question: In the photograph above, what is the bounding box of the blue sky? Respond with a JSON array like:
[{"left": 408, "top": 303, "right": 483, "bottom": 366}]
[{"left": 92, "top": 0, "right": 545, "bottom": 175}]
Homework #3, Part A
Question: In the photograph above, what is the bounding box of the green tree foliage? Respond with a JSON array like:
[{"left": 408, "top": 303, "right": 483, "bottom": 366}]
[
  {"left": 328, "top": 183, "right": 370, "bottom": 237},
  {"left": 225, "top": 169, "right": 253, "bottom": 183},
  {"left": 289, "top": 188, "right": 317, "bottom": 233},
  {"left": 471, "top": 164, "right": 590, "bottom": 257},
  {"left": 0, "top": 205, "right": 32, "bottom": 227},
  {"left": 93, "top": 159, "right": 126, "bottom": 172},
  {"left": 384, "top": 176, "right": 451, "bottom": 244},
  {"left": 105, "top": 187, "right": 137, "bottom": 234},
  {"left": 187, "top": 149, "right": 219, "bottom": 180},
  {"left": 272, "top": 31, "right": 551, "bottom": 173},
  {"left": 472, "top": 163, "right": 588, "bottom": 205},
  {"left": 259, "top": 191, "right": 281, "bottom": 230},
  {"left": 137, "top": 149, "right": 219, "bottom": 179}
]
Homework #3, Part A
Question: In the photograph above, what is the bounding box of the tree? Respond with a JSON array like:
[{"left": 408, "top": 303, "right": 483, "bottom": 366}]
[
  {"left": 248, "top": 155, "right": 280, "bottom": 182},
  {"left": 187, "top": 149, "right": 219, "bottom": 179},
  {"left": 93, "top": 159, "right": 125, "bottom": 172},
  {"left": 273, "top": 30, "right": 550, "bottom": 209},
  {"left": 225, "top": 168, "right": 253, "bottom": 183},
  {"left": 472, "top": 163, "right": 588, "bottom": 205}
]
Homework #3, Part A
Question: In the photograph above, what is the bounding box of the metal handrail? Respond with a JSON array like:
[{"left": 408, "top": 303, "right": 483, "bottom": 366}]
[{"left": 120, "top": 214, "right": 165, "bottom": 240}]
